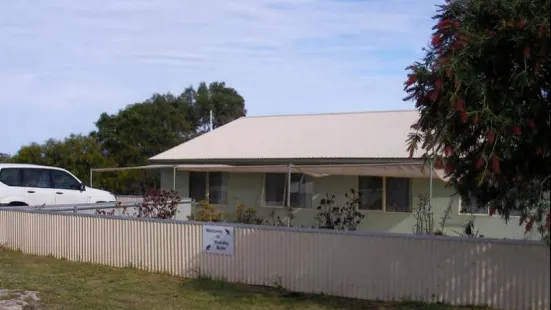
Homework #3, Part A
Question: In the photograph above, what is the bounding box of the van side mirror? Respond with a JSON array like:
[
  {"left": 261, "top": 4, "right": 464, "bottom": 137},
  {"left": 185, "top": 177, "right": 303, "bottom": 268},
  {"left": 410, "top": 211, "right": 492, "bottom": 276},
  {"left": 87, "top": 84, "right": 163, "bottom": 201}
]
[{"left": 80, "top": 183, "right": 86, "bottom": 192}]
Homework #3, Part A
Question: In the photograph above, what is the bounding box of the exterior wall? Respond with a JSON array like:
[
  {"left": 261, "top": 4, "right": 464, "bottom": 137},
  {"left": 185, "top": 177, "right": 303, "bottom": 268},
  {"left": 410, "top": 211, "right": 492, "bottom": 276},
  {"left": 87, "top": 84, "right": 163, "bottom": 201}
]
[
  {"left": 1, "top": 210, "right": 549, "bottom": 310},
  {"left": 161, "top": 170, "right": 539, "bottom": 240}
]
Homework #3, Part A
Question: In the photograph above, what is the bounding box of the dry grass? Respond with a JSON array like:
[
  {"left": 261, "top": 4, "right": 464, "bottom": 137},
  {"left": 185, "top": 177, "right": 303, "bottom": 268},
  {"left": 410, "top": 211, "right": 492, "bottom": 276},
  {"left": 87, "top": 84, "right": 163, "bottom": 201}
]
[{"left": 0, "top": 249, "right": 490, "bottom": 310}]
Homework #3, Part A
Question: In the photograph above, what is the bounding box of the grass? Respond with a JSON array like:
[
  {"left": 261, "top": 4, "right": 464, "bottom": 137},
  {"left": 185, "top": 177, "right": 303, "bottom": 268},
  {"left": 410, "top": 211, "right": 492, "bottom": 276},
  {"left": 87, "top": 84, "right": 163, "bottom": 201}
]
[{"left": 0, "top": 249, "right": 490, "bottom": 310}]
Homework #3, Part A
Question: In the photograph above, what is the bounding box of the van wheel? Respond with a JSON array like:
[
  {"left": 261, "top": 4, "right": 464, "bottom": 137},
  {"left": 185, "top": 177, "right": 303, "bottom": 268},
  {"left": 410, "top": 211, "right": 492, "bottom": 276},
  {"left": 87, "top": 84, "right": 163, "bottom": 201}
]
[{"left": 8, "top": 202, "right": 28, "bottom": 206}]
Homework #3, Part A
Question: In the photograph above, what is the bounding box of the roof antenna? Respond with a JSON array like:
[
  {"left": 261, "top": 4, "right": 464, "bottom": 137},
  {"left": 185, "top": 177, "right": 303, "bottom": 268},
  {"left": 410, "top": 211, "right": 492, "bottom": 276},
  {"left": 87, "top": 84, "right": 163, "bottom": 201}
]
[{"left": 209, "top": 110, "right": 213, "bottom": 131}]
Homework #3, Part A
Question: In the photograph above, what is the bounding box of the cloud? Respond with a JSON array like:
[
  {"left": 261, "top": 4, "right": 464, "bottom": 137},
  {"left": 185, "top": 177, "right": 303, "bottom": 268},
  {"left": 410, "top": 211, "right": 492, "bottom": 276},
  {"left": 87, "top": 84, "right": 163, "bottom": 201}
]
[{"left": 0, "top": 0, "right": 438, "bottom": 154}]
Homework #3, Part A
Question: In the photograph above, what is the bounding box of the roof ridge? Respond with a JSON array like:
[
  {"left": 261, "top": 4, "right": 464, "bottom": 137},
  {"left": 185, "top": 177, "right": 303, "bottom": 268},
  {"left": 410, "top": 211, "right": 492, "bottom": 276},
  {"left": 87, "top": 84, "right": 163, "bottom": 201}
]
[{"left": 244, "top": 109, "right": 416, "bottom": 119}]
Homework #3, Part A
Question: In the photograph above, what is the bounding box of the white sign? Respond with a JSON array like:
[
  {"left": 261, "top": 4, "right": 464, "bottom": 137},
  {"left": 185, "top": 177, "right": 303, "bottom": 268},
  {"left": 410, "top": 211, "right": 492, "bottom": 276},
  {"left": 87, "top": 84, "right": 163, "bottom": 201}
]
[{"left": 202, "top": 225, "right": 234, "bottom": 255}]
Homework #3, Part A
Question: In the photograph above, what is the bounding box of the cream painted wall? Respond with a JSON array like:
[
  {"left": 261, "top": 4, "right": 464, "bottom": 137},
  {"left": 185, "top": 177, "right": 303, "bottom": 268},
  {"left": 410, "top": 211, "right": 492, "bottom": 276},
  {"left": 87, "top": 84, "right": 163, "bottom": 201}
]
[{"left": 160, "top": 170, "right": 539, "bottom": 240}]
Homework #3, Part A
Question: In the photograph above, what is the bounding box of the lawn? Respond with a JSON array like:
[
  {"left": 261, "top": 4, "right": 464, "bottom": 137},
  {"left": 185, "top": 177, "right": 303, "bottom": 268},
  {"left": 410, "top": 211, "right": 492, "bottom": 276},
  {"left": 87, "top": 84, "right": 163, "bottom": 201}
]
[{"left": 0, "top": 248, "right": 489, "bottom": 310}]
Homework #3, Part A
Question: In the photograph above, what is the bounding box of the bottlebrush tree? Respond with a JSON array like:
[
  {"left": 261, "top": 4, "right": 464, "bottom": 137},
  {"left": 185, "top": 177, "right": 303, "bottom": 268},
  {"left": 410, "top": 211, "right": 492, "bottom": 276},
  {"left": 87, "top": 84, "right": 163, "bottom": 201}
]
[{"left": 404, "top": 0, "right": 550, "bottom": 241}]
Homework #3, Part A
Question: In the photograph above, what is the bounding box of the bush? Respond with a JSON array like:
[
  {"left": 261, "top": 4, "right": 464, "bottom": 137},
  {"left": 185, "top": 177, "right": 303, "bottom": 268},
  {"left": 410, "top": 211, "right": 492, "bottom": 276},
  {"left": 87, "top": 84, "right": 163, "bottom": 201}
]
[
  {"left": 234, "top": 204, "right": 264, "bottom": 225},
  {"left": 96, "top": 188, "right": 180, "bottom": 219},
  {"left": 187, "top": 201, "right": 224, "bottom": 222},
  {"left": 314, "top": 189, "right": 365, "bottom": 231}
]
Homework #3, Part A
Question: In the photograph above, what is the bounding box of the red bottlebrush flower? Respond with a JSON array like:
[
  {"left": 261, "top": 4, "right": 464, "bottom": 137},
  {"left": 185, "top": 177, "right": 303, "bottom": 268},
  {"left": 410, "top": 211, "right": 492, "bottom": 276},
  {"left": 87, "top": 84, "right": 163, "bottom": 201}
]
[
  {"left": 428, "top": 90, "right": 438, "bottom": 101},
  {"left": 459, "top": 111, "right": 468, "bottom": 123},
  {"left": 435, "top": 79, "right": 442, "bottom": 91},
  {"left": 512, "top": 126, "right": 522, "bottom": 136},
  {"left": 452, "top": 40, "right": 466, "bottom": 51},
  {"left": 431, "top": 34, "right": 442, "bottom": 46},
  {"left": 435, "top": 159, "right": 443, "bottom": 169},
  {"left": 454, "top": 21, "right": 460, "bottom": 28},
  {"left": 517, "top": 19, "right": 527, "bottom": 29},
  {"left": 487, "top": 130, "right": 496, "bottom": 144},
  {"left": 489, "top": 208, "right": 496, "bottom": 216},
  {"left": 444, "top": 146, "right": 454, "bottom": 156},
  {"left": 527, "top": 120, "right": 536, "bottom": 129},
  {"left": 476, "top": 157, "right": 485, "bottom": 169},
  {"left": 444, "top": 162, "right": 454, "bottom": 174},
  {"left": 524, "top": 47, "right": 531, "bottom": 58},
  {"left": 492, "top": 157, "right": 501, "bottom": 174},
  {"left": 455, "top": 97, "right": 465, "bottom": 112},
  {"left": 437, "top": 19, "right": 452, "bottom": 30},
  {"left": 405, "top": 75, "right": 417, "bottom": 87}
]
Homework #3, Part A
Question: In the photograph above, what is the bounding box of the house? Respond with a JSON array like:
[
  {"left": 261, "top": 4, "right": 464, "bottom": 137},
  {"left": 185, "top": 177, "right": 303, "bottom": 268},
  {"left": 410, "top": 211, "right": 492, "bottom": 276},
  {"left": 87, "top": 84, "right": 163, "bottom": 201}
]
[{"left": 149, "top": 110, "right": 537, "bottom": 240}]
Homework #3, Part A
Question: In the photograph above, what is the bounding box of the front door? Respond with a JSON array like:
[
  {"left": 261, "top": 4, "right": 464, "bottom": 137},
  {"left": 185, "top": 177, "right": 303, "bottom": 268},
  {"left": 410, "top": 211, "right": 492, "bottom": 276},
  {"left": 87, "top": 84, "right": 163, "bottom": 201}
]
[{"left": 49, "top": 169, "right": 89, "bottom": 205}]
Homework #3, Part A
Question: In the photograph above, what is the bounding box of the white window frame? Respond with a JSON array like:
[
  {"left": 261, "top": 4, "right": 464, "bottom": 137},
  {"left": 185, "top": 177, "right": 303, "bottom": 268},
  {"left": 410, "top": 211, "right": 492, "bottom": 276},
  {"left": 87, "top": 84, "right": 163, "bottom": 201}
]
[
  {"left": 262, "top": 172, "right": 313, "bottom": 208},
  {"left": 357, "top": 176, "right": 413, "bottom": 213},
  {"left": 189, "top": 171, "right": 228, "bottom": 206}
]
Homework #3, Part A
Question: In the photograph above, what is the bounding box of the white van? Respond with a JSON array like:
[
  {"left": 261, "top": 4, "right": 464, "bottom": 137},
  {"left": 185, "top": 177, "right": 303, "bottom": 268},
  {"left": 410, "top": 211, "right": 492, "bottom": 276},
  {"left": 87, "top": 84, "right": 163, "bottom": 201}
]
[{"left": 0, "top": 163, "right": 116, "bottom": 206}]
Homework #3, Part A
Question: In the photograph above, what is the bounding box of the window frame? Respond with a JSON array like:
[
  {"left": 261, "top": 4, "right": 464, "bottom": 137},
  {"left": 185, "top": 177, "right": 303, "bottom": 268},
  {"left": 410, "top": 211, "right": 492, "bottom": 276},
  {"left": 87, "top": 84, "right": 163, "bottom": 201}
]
[
  {"left": 262, "top": 172, "right": 314, "bottom": 209},
  {"left": 357, "top": 176, "right": 413, "bottom": 213},
  {"left": 188, "top": 171, "right": 229, "bottom": 206}
]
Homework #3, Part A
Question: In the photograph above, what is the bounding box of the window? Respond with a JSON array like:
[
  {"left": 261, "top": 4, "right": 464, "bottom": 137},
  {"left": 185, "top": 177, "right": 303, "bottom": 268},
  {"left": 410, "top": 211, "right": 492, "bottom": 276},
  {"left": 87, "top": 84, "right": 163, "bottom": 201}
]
[
  {"left": 21, "top": 169, "right": 52, "bottom": 189},
  {"left": 358, "top": 176, "right": 411, "bottom": 212},
  {"left": 460, "top": 195, "right": 523, "bottom": 216},
  {"left": 209, "top": 172, "right": 228, "bottom": 205},
  {"left": 50, "top": 170, "right": 82, "bottom": 190},
  {"left": 188, "top": 172, "right": 228, "bottom": 205},
  {"left": 0, "top": 168, "right": 21, "bottom": 187},
  {"left": 189, "top": 172, "right": 207, "bottom": 203},
  {"left": 386, "top": 177, "right": 412, "bottom": 212},
  {"left": 358, "top": 176, "right": 383, "bottom": 210},
  {"left": 264, "top": 173, "right": 313, "bottom": 208}
]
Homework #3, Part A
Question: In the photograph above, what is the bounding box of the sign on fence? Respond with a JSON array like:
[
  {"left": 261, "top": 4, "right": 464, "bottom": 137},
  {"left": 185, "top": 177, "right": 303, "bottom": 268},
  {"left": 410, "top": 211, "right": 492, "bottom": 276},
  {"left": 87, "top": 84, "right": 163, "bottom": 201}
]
[{"left": 202, "top": 225, "right": 234, "bottom": 255}]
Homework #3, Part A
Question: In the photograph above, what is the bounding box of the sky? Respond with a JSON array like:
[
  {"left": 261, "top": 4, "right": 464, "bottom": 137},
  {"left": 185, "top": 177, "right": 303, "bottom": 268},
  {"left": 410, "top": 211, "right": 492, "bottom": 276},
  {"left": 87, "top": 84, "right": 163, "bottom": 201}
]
[{"left": 0, "top": 0, "right": 439, "bottom": 154}]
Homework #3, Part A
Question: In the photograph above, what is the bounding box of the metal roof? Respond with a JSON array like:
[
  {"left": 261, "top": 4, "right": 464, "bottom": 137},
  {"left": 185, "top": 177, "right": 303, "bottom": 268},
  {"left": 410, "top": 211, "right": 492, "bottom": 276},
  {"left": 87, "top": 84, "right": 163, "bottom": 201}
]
[{"left": 150, "top": 110, "right": 422, "bottom": 162}]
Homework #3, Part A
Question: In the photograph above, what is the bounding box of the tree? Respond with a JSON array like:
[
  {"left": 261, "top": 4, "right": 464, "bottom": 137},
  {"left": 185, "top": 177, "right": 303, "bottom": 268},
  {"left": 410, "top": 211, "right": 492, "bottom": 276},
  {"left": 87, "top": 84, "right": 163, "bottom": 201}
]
[
  {"left": 92, "top": 81, "right": 246, "bottom": 194},
  {"left": 94, "top": 93, "right": 196, "bottom": 167},
  {"left": 404, "top": 0, "right": 550, "bottom": 239},
  {"left": 94, "top": 81, "right": 246, "bottom": 167},
  {"left": 194, "top": 81, "right": 247, "bottom": 132}
]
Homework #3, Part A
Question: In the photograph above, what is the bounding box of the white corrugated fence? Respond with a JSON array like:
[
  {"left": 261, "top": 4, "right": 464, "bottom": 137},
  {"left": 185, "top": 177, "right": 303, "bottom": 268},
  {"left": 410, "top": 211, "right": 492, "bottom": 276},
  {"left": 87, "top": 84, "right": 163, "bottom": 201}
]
[{"left": 0, "top": 209, "right": 549, "bottom": 310}]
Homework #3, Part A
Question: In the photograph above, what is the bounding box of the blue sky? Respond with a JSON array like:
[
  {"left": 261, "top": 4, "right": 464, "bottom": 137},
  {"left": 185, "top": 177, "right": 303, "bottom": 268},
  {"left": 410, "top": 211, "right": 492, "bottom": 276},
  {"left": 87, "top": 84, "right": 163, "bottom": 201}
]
[{"left": 0, "top": 0, "right": 439, "bottom": 154}]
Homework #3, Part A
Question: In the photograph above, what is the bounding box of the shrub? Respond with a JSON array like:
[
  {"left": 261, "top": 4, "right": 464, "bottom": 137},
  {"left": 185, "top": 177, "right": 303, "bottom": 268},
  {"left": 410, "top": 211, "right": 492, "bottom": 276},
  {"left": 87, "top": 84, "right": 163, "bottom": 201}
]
[
  {"left": 234, "top": 204, "right": 264, "bottom": 225},
  {"left": 187, "top": 200, "right": 224, "bottom": 222},
  {"left": 314, "top": 188, "right": 365, "bottom": 231},
  {"left": 412, "top": 194, "right": 434, "bottom": 235},
  {"left": 96, "top": 188, "right": 180, "bottom": 219}
]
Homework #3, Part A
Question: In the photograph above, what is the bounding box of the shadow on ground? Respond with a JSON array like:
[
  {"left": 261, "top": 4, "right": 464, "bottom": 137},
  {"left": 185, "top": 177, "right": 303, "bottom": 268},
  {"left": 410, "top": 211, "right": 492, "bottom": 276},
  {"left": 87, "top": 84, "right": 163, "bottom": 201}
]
[{"left": 182, "top": 276, "right": 490, "bottom": 310}]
